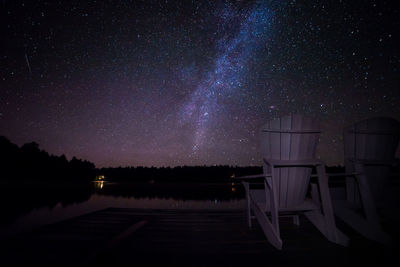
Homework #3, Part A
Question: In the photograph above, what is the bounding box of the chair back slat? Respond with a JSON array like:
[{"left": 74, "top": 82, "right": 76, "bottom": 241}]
[
  {"left": 261, "top": 114, "right": 320, "bottom": 208},
  {"left": 344, "top": 117, "right": 400, "bottom": 203}
]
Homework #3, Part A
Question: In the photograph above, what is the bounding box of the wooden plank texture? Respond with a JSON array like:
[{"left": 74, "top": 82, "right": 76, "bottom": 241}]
[{"left": 0, "top": 207, "right": 398, "bottom": 266}]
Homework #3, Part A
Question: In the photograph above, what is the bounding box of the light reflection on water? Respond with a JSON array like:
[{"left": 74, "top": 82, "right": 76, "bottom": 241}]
[{"left": 93, "top": 180, "right": 104, "bottom": 189}]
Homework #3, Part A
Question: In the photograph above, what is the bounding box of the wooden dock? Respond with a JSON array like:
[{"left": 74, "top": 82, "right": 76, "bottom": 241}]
[{"left": 0, "top": 208, "right": 398, "bottom": 266}]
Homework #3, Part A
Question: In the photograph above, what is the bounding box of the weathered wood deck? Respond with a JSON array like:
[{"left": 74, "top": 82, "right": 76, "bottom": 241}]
[{"left": 0, "top": 208, "right": 398, "bottom": 266}]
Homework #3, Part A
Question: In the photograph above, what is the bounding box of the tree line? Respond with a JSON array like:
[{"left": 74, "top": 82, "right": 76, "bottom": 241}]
[
  {"left": 0, "top": 136, "right": 96, "bottom": 181},
  {"left": 1, "top": 136, "right": 358, "bottom": 183},
  {"left": 100, "top": 165, "right": 262, "bottom": 183}
]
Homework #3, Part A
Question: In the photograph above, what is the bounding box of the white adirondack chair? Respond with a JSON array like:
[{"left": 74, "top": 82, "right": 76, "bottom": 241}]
[
  {"left": 239, "top": 114, "right": 348, "bottom": 249},
  {"left": 333, "top": 117, "right": 400, "bottom": 244}
]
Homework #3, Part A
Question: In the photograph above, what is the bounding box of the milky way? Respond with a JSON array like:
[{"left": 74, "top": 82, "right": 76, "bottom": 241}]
[
  {"left": 1, "top": 0, "right": 399, "bottom": 167},
  {"left": 180, "top": 3, "right": 272, "bottom": 153}
]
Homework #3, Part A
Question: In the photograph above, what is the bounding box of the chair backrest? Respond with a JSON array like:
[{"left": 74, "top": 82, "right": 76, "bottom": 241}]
[
  {"left": 260, "top": 114, "right": 320, "bottom": 208},
  {"left": 344, "top": 117, "right": 400, "bottom": 202}
]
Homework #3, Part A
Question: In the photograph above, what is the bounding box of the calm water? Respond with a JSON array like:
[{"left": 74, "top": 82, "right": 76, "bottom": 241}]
[
  {"left": 2, "top": 180, "right": 399, "bottom": 239},
  {"left": 0, "top": 181, "right": 245, "bottom": 238}
]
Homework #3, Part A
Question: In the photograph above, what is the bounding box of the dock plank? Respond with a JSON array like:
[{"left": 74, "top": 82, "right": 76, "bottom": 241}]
[{"left": 0, "top": 208, "right": 398, "bottom": 266}]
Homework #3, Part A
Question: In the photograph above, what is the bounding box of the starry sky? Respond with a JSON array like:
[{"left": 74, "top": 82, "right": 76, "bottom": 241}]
[{"left": 1, "top": 0, "right": 399, "bottom": 167}]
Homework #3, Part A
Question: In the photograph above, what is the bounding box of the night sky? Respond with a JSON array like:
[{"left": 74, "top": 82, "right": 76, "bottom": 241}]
[{"left": 1, "top": 0, "right": 399, "bottom": 167}]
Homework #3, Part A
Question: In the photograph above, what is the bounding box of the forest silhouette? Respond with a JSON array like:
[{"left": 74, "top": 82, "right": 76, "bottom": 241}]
[
  {"left": 0, "top": 135, "right": 262, "bottom": 182},
  {"left": 0, "top": 136, "right": 96, "bottom": 181},
  {"left": 0, "top": 136, "right": 352, "bottom": 183}
]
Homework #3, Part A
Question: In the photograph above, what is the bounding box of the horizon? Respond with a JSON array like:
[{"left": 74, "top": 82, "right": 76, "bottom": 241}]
[
  {"left": 1, "top": 1, "right": 399, "bottom": 167},
  {"left": 1, "top": 134, "right": 398, "bottom": 169}
]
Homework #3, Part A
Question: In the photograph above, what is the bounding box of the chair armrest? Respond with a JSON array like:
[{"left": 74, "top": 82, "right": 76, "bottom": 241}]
[
  {"left": 264, "top": 158, "right": 323, "bottom": 167},
  {"left": 234, "top": 174, "right": 271, "bottom": 180},
  {"left": 312, "top": 172, "right": 361, "bottom": 178},
  {"left": 348, "top": 158, "right": 398, "bottom": 166}
]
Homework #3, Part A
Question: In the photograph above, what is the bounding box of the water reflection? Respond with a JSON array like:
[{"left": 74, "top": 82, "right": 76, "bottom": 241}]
[
  {"left": 0, "top": 181, "right": 245, "bottom": 237},
  {"left": 93, "top": 180, "right": 104, "bottom": 189},
  {"left": 94, "top": 182, "right": 244, "bottom": 201},
  {"left": 0, "top": 181, "right": 93, "bottom": 225}
]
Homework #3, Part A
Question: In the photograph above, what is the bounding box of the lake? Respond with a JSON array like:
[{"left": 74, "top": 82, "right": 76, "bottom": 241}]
[
  {"left": 0, "top": 181, "right": 246, "bottom": 238},
  {"left": 2, "top": 178, "right": 399, "bottom": 240}
]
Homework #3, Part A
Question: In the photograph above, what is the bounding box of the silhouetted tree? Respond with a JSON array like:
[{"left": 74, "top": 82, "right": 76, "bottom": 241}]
[
  {"left": 0, "top": 136, "right": 96, "bottom": 181},
  {"left": 100, "top": 165, "right": 263, "bottom": 183}
]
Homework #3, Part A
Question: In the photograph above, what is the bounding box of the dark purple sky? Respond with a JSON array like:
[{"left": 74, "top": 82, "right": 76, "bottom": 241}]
[{"left": 1, "top": 0, "right": 399, "bottom": 167}]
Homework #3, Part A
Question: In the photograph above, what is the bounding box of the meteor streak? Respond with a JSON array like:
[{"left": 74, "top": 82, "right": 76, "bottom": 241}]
[{"left": 25, "top": 53, "right": 32, "bottom": 74}]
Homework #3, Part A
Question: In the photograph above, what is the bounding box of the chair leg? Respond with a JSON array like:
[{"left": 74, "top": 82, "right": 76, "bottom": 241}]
[
  {"left": 246, "top": 169, "right": 282, "bottom": 249},
  {"left": 250, "top": 194, "right": 282, "bottom": 249},
  {"left": 353, "top": 163, "right": 380, "bottom": 227},
  {"left": 270, "top": 167, "right": 280, "bottom": 237},
  {"left": 346, "top": 176, "right": 361, "bottom": 206},
  {"left": 307, "top": 165, "right": 349, "bottom": 246},
  {"left": 242, "top": 181, "right": 252, "bottom": 228},
  {"left": 292, "top": 215, "right": 300, "bottom": 226},
  {"left": 316, "top": 165, "right": 337, "bottom": 240},
  {"left": 334, "top": 162, "right": 391, "bottom": 244},
  {"left": 311, "top": 183, "right": 321, "bottom": 208},
  {"left": 333, "top": 201, "right": 390, "bottom": 244}
]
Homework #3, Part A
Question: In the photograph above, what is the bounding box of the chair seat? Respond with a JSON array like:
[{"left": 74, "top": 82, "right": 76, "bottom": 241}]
[{"left": 249, "top": 189, "right": 318, "bottom": 212}]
